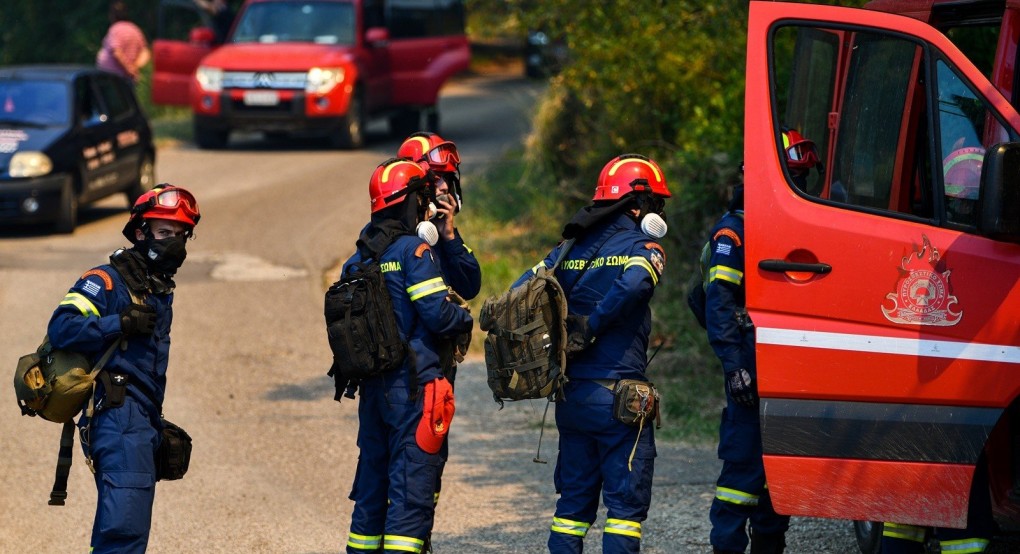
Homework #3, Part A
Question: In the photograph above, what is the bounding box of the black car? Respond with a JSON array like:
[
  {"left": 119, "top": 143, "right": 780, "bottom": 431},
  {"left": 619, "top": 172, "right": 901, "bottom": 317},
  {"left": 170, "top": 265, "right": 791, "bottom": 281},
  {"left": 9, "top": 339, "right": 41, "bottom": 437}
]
[{"left": 0, "top": 65, "right": 156, "bottom": 233}]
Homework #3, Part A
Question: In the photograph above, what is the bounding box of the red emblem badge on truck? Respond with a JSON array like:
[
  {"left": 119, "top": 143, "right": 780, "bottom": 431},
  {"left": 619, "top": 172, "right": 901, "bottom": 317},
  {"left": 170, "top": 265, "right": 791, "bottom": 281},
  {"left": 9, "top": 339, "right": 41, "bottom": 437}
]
[{"left": 882, "top": 235, "right": 962, "bottom": 326}]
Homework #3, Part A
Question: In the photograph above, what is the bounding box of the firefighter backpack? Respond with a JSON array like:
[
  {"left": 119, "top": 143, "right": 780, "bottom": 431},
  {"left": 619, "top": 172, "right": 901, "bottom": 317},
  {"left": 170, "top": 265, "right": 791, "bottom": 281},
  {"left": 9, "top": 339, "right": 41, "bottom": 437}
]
[
  {"left": 478, "top": 240, "right": 573, "bottom": 406},
  {"left": 324, "top": 259, "right": 408, "bottom": 388}
]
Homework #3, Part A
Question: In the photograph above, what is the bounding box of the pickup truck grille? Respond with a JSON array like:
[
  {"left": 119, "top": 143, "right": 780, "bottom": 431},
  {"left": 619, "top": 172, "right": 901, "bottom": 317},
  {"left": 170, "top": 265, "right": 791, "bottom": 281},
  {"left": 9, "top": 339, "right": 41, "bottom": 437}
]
[{"left": 222, "top": 71, "right": 306, "bottom": 90}]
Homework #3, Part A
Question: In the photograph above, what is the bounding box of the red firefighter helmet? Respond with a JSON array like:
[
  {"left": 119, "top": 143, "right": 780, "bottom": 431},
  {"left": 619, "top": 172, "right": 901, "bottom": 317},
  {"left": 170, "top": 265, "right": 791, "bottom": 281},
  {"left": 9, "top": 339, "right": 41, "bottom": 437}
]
[
  {"left": 593, "top": 154, "right": 671, "bottom": 201},
  {"left": 781, "top": 128, "right": 820, "bottom": 171},
  {"left": 122, "top": 184, "right": 200, "bottom": 240},
  {"left": 397, "top": 132, "right": 460, "bottom": 173},
  {"left": 369, "top": 158, "right": 430, "bottom": 213},
  {"left": 943, "top": 146, "right": 984, "bottom": 200}
]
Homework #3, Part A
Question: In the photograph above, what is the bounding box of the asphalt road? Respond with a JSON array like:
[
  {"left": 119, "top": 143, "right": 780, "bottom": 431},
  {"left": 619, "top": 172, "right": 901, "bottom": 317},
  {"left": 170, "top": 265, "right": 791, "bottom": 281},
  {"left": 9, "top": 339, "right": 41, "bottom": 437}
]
[{"left": 0, "top": 71, "right": 865, "bottom": 553}]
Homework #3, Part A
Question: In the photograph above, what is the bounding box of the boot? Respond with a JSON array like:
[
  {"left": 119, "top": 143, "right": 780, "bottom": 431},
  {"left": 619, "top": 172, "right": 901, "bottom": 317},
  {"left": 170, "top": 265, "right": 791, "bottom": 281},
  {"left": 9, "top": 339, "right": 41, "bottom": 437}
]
[{"left": 749, "top": 530, "right": 786, "bottom": 554}]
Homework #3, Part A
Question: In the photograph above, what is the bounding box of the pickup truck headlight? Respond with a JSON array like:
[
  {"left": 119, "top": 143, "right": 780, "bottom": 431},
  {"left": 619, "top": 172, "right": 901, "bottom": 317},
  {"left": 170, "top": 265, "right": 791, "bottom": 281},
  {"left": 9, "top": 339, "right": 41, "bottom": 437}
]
[
  {"left": 9, "top": 151, "right": 53, "bottom": 178},
  {"left": 306, "top": 67, "right": 344, "bottom": 94},
  {"left": 196, "top": 66, "right": 224, "bottom": 92}
]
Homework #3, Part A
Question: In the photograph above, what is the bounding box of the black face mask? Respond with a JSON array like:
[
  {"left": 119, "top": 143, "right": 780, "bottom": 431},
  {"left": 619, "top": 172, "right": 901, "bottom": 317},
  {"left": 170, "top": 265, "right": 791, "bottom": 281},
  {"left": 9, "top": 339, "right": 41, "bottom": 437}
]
[{"left": 136, "top": 236, "right": 187, "bottom": 275}]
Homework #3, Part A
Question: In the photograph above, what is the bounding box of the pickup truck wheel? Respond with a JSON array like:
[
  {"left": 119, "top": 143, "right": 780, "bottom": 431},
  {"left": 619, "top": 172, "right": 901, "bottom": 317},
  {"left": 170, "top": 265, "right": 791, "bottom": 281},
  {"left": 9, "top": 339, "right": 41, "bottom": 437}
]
[
  {"left": 389, "top": 109, "right": 421, "bottom": 138},
  {"left": 125, "top": 153, "right": 155, "bottom": 205},
  {"left": 331, "top": 89, "right": 365, "bottom": 149},
  {"left": 54, "top": 178, "right": 78, "bottom": 234},
  {"left": 194, "top": 123, "right": 229, "bottom": 150},
  {"left": 853, "top": 521, "right": 881, "bottom": 554}
]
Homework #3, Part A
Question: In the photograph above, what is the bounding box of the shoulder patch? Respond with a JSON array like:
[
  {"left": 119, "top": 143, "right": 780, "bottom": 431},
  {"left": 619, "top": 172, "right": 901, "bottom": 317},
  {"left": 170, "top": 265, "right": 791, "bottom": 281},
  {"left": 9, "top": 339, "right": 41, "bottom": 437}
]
[
  {"left": 712, "top": 228, "right": 742, "bottom": 247},
  {"left": 415, "top": 243, "right": 431, "bottom": 258},
  {"left": 644, "top": 242, "right": 665, "bottom": 258},
  {"left": 80, "top": 269, "right": 114, "bottom": 290}
]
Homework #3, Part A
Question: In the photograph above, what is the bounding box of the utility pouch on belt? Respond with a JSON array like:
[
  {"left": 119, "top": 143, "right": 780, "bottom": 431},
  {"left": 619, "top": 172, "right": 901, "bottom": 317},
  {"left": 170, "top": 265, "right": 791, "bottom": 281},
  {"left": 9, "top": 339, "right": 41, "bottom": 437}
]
[
  {"left": 155, "top": 418, "right": 192, "bottom": 481},
  {"left": 97, "top": 372, "right": 128, "bottom": 409},
  {"left": 613, "top": 379, "right": 661, "bottom": 428}
]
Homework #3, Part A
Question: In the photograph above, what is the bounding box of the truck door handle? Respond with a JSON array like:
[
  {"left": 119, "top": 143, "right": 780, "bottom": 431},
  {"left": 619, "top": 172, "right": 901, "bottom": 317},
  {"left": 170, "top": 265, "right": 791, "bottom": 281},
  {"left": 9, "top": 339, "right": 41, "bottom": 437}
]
[{"left": 758, "top": 259, "right": 831, "bottom": 274}]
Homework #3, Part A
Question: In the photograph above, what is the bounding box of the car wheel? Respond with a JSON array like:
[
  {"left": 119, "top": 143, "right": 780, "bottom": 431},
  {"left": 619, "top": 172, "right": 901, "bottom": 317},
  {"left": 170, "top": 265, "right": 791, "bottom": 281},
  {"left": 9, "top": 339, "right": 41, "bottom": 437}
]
[
  {"left": 126, "top": 153, "right": 155, "bottom": 205},
  {"left": 853, "top": 520, "right": 882, "bottom": 554},
  {"left": 194, "top": 122, "right": 229, "bottom": 150},
  {"left": 330, "top": 88, "right": 365, "bottom": 149},
  {"left": 54, "top": 179, "right": 78, "bottom": 234}
]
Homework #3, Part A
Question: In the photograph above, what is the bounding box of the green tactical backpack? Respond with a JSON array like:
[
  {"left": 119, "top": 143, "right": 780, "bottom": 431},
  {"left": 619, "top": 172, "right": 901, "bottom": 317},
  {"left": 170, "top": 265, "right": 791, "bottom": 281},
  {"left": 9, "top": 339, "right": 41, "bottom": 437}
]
[
  {"left": 479, "top": 241, "right": 574, "bottom": 407},
  {"left": 13, "top": 336, "right": 110, "bottom": 424}
]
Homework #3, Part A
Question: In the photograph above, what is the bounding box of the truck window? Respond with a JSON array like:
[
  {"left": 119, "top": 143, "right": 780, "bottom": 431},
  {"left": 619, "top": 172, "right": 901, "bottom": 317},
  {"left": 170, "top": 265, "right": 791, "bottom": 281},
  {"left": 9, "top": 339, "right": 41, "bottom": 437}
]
[
  {"left": 232, "top": 1, "right": 355, "bottom": 45},
  {"left": 388, "top": 0, "right": 465, "bottom": 39},
  {"left": 772, "top": 23, "right": 1018, "bottom": 228}
]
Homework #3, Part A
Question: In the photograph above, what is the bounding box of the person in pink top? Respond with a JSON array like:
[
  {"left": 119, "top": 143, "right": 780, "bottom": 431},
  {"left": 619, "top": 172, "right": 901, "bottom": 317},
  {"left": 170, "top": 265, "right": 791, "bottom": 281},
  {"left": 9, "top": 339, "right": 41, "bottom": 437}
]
[{"left": 96, "top": 1, "right": 151, "bottom": 84}]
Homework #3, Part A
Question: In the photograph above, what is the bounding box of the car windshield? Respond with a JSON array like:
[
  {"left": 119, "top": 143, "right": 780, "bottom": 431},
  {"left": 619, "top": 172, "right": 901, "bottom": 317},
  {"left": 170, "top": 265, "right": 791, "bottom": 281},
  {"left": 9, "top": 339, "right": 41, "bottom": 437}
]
[
  {"left": 231, "top": 1, "right": 355, "bottom": 45},
  {"left": 0, "top": 79, "right": 70, "bottom": 127}
]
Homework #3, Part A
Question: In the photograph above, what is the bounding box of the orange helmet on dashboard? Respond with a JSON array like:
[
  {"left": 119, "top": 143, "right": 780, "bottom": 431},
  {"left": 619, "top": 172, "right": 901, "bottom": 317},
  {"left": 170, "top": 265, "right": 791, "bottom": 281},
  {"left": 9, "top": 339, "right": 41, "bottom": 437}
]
[
  {"left": 122, "top": 184, "right": 201, "bottom": 240},
  {"left": 397, "top": 132, "right": 461, "bottom": 174},
  {"left": 781, "top": 127, "right": 820, "bottom": 171},
  {"left": 592, "top": 154, "right": 671, "bottom": 202},
  {"left": 369, "top": 158, "right": 431, "bottom": 213}
]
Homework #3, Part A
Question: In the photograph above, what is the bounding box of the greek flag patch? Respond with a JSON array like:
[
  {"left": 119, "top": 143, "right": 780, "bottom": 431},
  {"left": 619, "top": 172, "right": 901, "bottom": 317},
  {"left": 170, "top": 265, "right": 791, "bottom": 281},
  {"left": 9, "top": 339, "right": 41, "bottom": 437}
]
[
  {"left": 715, "top": 243, "right": 732, "bottom": 256},
  {"left": 81, "top": 280, "right": 102, "bottom": 297}
]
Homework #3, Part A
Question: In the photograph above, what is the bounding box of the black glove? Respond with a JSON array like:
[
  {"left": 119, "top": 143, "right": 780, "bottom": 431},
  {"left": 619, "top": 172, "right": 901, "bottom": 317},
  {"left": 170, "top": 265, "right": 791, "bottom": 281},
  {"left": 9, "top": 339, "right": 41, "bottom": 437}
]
[
  {"left": 725, "top": 368, "right": 758, "bottom": 408},
  {"left": 120, "top": 303, "right": 156, "bottom": 336},
  {"left": 565, "top": 314, "right": 594, "bottom": 356}
]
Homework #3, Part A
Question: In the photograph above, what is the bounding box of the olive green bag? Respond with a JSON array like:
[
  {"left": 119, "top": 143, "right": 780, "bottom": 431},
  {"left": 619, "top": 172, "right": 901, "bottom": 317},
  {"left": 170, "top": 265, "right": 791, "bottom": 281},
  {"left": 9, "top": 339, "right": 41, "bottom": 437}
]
[{"left": 14, "top": 336, "right": 119, "bottom": 424}]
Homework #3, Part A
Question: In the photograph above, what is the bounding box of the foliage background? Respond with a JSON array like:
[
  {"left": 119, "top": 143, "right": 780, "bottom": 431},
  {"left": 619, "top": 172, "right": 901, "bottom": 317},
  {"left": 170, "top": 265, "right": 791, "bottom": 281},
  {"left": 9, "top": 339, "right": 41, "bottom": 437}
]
[{"left": 1, "top": 0, "right": 868, "bottom": 441}]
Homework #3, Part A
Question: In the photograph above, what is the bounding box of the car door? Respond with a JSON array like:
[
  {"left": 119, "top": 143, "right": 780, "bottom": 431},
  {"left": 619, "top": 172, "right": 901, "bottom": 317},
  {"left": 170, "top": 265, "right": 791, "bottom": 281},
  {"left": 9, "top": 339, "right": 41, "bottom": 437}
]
[
  {"left": 745, "top": 1, "right": 1020, "bottom": 527},
  {"left": 152, "top": 0, "right": 217, "bottom": 106},
  {"left": 75, "top": 75, "right": 123, "bottom": 202},
  {"left": 94, "top": 74, "right": 145, "bottom": 193}
]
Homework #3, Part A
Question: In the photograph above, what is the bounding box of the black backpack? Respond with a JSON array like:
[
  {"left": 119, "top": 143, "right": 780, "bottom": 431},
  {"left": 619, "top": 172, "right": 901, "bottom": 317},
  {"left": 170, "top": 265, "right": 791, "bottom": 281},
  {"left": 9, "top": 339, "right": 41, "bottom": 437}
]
[{"left": 324, "top": 259, "right": 408, "bottom": 396}]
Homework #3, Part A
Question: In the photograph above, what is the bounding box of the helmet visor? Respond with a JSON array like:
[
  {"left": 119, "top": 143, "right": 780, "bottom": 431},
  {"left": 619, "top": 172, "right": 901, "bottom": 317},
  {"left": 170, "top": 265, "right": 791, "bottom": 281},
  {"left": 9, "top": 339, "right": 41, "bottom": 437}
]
[
  {"left": 426, "top": 144, "right": 460, "bottom": 166},
  {"left": 137, "top": 187, "right": 201, "bottom": 224},
  {"left": 786, "top": 141, "right": 819, "bottom": 167}
]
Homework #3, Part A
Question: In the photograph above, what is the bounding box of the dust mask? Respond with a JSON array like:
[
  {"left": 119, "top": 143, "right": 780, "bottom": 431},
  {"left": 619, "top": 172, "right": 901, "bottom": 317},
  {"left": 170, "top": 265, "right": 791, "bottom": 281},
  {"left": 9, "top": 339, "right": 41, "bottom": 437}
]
[
  {"left": 640, "top": 213, "right": 667, "bottom": 238},
  {"left": 416, "top": 221, "right": 439, "bottom": 246}
]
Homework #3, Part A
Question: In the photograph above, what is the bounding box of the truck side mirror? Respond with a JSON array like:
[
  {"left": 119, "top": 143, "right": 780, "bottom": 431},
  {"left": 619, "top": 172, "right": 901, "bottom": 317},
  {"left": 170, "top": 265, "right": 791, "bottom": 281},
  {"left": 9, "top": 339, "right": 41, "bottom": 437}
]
[
  {"left": 979, "top": 142, "right": 1020, "bottom": 243},
  {"left": 365, "top": 27, "right": 389, "bottom": 47},
  {"left": 190, "top": 27, "right": 215, "bottom": 45}
]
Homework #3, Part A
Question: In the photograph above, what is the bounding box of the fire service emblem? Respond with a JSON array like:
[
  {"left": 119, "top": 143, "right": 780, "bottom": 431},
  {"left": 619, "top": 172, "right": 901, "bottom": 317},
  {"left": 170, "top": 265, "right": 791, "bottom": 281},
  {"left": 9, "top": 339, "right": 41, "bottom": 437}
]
[{"left": 881, "top": 235, "right": 961, "bottom": 326}]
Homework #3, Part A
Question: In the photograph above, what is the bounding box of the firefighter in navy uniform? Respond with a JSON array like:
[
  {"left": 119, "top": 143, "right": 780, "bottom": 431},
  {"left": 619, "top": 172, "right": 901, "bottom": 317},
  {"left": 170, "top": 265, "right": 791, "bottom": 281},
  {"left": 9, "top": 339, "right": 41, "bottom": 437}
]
[
  {"left": 47, "top": 184, "right": 200, "bottom": 553},
  {"left": 342, "top": 158, "right": 473, "bottom": 554},
  {"left": 706, "top": 130, "right": 820, "bottom": 554},
  {"left": 512, "top": 154, "right": 671, "bottom": 554},
  {"left": 397, "top": 132, "right": 480, "bottom": 553}
]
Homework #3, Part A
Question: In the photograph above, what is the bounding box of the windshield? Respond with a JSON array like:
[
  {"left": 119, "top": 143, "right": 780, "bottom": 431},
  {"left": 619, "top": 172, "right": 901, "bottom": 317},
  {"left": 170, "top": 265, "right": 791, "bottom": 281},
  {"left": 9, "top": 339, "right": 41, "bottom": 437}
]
[
  {"left": 0, "top": 79, "right": 70, "bottom": 127},
  {"left": 231, "top": 1, "right": 355, "bottom": 45}
]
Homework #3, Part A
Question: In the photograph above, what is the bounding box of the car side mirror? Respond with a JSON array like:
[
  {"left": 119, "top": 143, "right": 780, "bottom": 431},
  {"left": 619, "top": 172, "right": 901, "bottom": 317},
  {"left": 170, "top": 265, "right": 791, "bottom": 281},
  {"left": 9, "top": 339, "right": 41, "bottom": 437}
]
[
  {"left": 365, "top": 27, "right": 389, "bottom": 47},
  {"left": 190, "top": 27, "right": 216, "bottom": 45},
  {"left": 979, "top": 142, "right": 1020, "bottom": 243}
]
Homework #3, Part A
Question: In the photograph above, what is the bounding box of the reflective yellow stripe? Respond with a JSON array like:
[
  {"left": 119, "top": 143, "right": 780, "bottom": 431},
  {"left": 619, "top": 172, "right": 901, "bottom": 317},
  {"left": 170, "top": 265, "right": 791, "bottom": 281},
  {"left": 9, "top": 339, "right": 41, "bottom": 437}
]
[
  {"left": 463, "top": 243, "right": 473, "bottom": 254},
  {"left": 550, "top": 516, "right": 590, "bottom": 537},
  {"left": 709, "top": 265, "right": 743, "bottom": 285},
  {"left": 939, "top": 537, "right": 989, "bottom": 553},
  {"left": 59, "top": 292, "right": 100, "bottom": 317},
  {"left": 605, "top": 518, "right": 642, "bottom": 539},
  {"left": 715, "top": 486, "right": 759, "bottom": 506},
  {"left": 383, "top": 534, "right": 424, "bottom": 552},
  {"left": 624, "top": 256, "right": 658, "bottom": 286},
  {"left": 406, "top": 277, "right": 447, "bottom": 301},
  {"left": 883, "top": 522, "right": 926, "bottom": 543},
  {"left": 531, "top": 261, "right": 546, "bottom": 274},
  {"left": 347, "top": 532, "right": 382, "bottom": 550},
  {"left": 433, "top": 491, "right": 440, "bottom": 505}
]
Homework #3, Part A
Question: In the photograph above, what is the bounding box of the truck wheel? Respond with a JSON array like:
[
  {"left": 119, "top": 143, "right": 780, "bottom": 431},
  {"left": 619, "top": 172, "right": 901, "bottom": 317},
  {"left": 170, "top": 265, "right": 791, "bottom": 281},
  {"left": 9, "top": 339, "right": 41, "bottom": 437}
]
[
  {"left": 331, "top": 89, "right": 365, "bottom": 149},
  {"left": 425, "top": 106, "right": 440, "bottom": 134},
  {"left": 194, "top": 122, "right": 229, "bottom": 150},
  {"left": 125, "top": 153, "right": 155, "bottom": 205},
  {"left": 853, "top": 520, "right": 882, "bottom": 554},
  {"left": 389, "top": 109, "right": 421, "bottom": 138},
  {"left": 54, "top": 179, "right": 78, "bottom": 234}
]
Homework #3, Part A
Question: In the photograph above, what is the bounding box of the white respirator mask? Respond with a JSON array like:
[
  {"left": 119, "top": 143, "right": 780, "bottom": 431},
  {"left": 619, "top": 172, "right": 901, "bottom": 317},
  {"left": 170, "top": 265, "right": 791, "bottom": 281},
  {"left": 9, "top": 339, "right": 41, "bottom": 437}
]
[
  {"left": 416, "top": 221, "right": 439, "bottom": 246},
  {"left": 640, "top": 213, "right": 668, "bottom": 239}
]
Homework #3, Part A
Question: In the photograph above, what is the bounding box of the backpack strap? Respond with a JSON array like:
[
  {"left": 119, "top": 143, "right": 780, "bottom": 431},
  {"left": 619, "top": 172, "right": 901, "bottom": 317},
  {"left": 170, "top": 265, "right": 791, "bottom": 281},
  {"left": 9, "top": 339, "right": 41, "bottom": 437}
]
[{"left": 49, "top": 334, "right": 124, "bottom": 506}]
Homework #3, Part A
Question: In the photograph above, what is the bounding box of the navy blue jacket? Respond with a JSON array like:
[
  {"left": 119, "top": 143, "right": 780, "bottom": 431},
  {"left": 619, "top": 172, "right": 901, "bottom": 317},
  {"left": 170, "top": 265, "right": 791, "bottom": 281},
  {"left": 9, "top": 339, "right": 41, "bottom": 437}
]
[
  {"left": 343, "top": 234, "right": 474, "bottom": 384},
  {"left": 704, "top": 210, "right": 752, "bottom": 372},
  {"left": 47, "top": 264, "right": 171, "bottom": 420},
  {"left": 432, "top": 228, "right": 481, "bottom": 300},
  {"left": 513, "top": 213, "right": 665, "bottom": 381}
]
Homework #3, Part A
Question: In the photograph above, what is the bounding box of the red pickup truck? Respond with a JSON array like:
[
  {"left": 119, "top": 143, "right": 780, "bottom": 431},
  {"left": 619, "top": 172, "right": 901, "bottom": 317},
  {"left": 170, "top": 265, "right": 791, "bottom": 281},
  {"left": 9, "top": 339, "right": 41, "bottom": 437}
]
[{"left": 152, "top": 0, "right": 470, "bottom": 149}]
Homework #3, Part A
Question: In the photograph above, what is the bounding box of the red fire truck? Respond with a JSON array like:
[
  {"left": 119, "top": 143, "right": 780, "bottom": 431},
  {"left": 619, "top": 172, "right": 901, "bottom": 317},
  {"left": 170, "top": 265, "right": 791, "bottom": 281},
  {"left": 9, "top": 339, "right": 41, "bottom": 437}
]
[{"left": 745, "top": 0, "right": 1020, "bottom": 549}]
